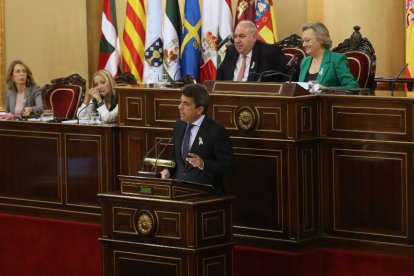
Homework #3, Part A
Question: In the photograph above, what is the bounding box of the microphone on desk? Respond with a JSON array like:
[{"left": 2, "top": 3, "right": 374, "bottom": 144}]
[
  {"left": 390, "top": 63, "right": 409, "bottom": 96},
  {"left": 257, "top": 70, "right": 290, "bottom": 82},
  {"left": 77, "top": 101, "right": 94, "bottom": 124},
  {"left": 285, "top": 55, "right": 299, "bottom": 82},
  {"left": 139, "top": 137, "right": 176, "bottom": 177}
]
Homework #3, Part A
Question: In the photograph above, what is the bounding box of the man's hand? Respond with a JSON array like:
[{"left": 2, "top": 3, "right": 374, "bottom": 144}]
[
  {"left": 160, "top": 169, "right": 170, "bottom": 179},
  {"left": 186, "top": 153, "right": 204, "bottom": 170}
]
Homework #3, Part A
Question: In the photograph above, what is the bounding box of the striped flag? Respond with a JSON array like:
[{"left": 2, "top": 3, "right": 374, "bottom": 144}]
[
  {"left": 235, "top": 0, "right": 255, "bottom": 27},
  {"left": 406, "top": 0, "right": 414, "bottom": 81},
  {"left": 143, "top": 0, "right": 163, "bottom": 84},
  {"left": 121, "top": 0, "right": 146, "bottom": 83},
  {"left": 255, "top": 0, "right": 279, "bottom": 43},
  {"left": 97, "top": 0, "right": 120, "bottom": 76},
  {"left": 180, "top": 0, "right": 202, "bottom": 81},
  {"left": 163, "top": 0, "right": 181, "bottom": 81},
  {"left": 200, "top": 0, "right": 220, "bottom": 82}
]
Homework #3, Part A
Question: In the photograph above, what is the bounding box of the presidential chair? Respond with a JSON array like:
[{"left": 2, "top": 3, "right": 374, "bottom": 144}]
[
  {"left": 332, "top": 26, "right": 376, "bottom": 89},
  {"left": 276, "top": 34, "right": 306, "bottom": 65},
  {"left": 42, "top": 73, "right": 86, "bottom": 119}
]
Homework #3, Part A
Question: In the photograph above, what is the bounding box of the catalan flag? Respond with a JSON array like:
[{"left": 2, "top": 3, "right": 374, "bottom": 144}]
[
  {"left": 121, "top": 0, "right": 146, "bottom": 82},
  {"left": 97, "top": 0, "right": 120, "bottom": 76},
  {"left": 255, "top": 0, "right": 279, "bottom": 43},
  {"left": 180, "top": 0, "right": 201, "bottom": 81},
  {"left": 406, "top": 0, "right": 414, "bottom": 82},
  {"left": 235, "top": 0, "right": 255, "bottom": 27}
]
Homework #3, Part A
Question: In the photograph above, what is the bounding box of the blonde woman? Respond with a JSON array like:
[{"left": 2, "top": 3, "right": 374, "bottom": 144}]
[
  {"left": 6, "top": 60, "right": 44, "bottom": 116},
  {"left": 77, "top": 70, "right": 118, "bottom": 123}
]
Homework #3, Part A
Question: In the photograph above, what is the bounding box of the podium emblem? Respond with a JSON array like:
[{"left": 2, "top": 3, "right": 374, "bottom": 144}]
[
  {"left": 236, "top": 106, "right": 256, "bottom": 130},
  {"left": 136, "top": 210, "right": 155, "bottom": 235}
]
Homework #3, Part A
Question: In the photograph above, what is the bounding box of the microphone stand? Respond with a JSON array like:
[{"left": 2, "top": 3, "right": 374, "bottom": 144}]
[
  {"left": 390, "top": 63, "right": 409, "bottom": 96},
  {"left": 77, "top": 101, "right": 94, "bottom": 124}
]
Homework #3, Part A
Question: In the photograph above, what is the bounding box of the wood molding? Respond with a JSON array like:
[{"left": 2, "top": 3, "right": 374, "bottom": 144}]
[{"left": 0, "top": 0, "right": 5, "bottom": 111}]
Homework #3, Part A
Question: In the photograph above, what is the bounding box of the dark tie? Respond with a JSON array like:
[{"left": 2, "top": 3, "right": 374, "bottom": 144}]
[{"left": 182, "top": 123, "right": 194, "bottom": 161}]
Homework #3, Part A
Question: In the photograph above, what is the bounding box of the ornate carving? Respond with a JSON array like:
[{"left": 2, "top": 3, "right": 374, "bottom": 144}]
[
  {"left": 236, "top": 106, "right": 256, "bottom": 130},
  {"left": 136, "top": 210, "right": 155, "bottom": 235}
]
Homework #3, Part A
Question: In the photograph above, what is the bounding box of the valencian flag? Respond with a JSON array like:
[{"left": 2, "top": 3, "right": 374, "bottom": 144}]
[
  {"left": 235, "top": 0, "right": 255, "bottom": 27},
  {"left": 218, "top": 0, "right": 234, "bottom": 66},
  {"left": 255, "top": 0, "right": 278, "bottom": 43},
  {"left": 97, "top": 0, "right": 120, "bottom": 76},
  {"left": 406, "top": 0, "right": 414, "bottom": 83},
  {"left": 180, "top": 0, "right": 201, "bottom": 81},
  {"left": 143, "top": 0, "right": 163, "bottom": 84},
  {"left": 163, "top": 0, "right": 181, "bottom": 81},
  {"left": 200, "top": 0, "right": 220, "bottom": 82},
  {"left": 121, "top": 0, "right": 146, "bottom": 83}
]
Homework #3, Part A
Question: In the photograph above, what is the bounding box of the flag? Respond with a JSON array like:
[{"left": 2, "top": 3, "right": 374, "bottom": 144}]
[
  {"left": 235, "top": 0, "right": 255, "bottom": 27},
  {"left": 255, "top": 0, "right": 278, "bottom": 43},
  {"left": 163, "top": 0, "right": 181, "bottom": 81},
  {"left": 201, "top": 0, "right": 233, "bottom": 82},
  {"left": 143, "top": 0, "right": 163, "bottom": 84},
  {"left": 406, "top": 0, "right": 414, "bottom": 82},
  {"left": 180, "top": 0, "right": 202, "bottom": 81},
  {"left": 97, "top": 0, "right": 120, "bottom": 76},
  {"left": 218, "top": 0, "right": 234, "bottom": 66},
  {"left": 121, "top": 0, "right": 146, "bottom": 83},
  {"left": 200, "top": 0, "right": 220, "bottom": 82}
]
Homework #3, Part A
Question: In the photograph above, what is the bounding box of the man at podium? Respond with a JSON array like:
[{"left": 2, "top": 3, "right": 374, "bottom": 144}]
[{"left": 160, "top": 84, "right": 236, "bottom": 194}]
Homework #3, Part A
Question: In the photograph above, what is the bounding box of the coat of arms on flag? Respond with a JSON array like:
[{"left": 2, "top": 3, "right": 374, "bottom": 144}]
[
  {"left": 164, "top": 39, "right": 180, "bottom": 69},
  {"left": 201, "top": 31, "right": 218, "bottom": 62},
  {"left": 145, "top": 38, "right": 163, "bottom": 67}
]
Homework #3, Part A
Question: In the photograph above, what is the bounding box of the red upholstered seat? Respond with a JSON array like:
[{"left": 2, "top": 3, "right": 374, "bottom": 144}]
[
  {"left": 332, "top": 26, "right": 376, "bottom": 89},
  {"left": 42, "top": 74, "right": 86, "bottom": 119},
  {"left": 276, "top": 34, "right": 306, "bottom": 66}
]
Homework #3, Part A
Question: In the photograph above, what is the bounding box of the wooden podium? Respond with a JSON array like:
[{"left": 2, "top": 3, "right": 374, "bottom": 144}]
[{"left": 99, "top": 175, "right": 235, "bottom": 276}]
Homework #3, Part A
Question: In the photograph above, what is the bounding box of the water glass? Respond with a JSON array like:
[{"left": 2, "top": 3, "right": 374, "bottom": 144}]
[
  {"left": 308, "top": 80, "right": 320, "bottom": 93},
  {"left": 89, "top": 111, "right": 101, "bottom": 125},
  {"left": 41, "top": 109, "right": 54, "bottom": 121},
  {"left": 158, "top": 73, "right": 168, "bottom": 88}
]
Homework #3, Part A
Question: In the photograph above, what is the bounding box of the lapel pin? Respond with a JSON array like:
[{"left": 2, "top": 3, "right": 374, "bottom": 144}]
[{"left": 198, "top": 137, "right": 203, "bottom": 146}]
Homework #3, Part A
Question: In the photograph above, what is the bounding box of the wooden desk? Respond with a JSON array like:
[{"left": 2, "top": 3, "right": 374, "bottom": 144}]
[{"left": 0, "top": 120, "right": 119, "bottom": 222}]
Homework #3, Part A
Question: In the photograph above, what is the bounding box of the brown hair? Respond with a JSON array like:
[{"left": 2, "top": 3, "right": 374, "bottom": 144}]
[
  {"left": 302, "top": 22, "right": 333, "bottom": 49},
  {"left": 6, "top": 60, "right": 37, "bottom": 91}
]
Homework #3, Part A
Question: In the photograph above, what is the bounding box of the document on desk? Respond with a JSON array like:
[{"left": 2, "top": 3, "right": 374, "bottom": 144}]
[{"left": 62, "top": 119, "right": 90, "bottom": 124}]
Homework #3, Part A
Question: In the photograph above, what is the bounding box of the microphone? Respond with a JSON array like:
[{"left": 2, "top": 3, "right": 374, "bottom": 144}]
[
  {"left": 77, "top": 101, "right": 94, "bottom": 124},
  {"left": 286, "top": 55, "right": 299, "bottom": 70},
  {"left": 390, "top": 63, "right": 409, "bottom": 96},
  {"left": 139, "top": 137, "right": 176, "bottom": 176},
  {"left": 257, "top": 70, "right": 290, "bottom": 82},
  {"left": 21, "top": 87, "right": 46, "bottom": 118}
]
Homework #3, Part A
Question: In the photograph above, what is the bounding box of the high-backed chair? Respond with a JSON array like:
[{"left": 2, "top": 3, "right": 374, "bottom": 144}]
[
  {"left": 275, "top": 34, "right": 307, "bottom": 65},
  {"left": 115, "top": 72, "right": 138, "bottom": 85},
  {"left": 332, "top": 26, "right": 376, "bottom": 89},
  {"left": 42, "top": 73, "right": 86, "bottom": 119}
]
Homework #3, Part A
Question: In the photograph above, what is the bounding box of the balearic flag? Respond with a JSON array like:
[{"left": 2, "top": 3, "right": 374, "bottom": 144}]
[
  {"left": 255, "top": 0, "right": 278, "bottom": 43},
  {"left": 143, "top": 0, "right": 163, "bottom": 84},
  {"left": 97, "top": 0, "right": 120, "bottom": 76},
  {"left": 406, "top": 0, "right": 414, "bottom": 82},
  {"left": 180, "top": 0, "right": 202, "bottom": 81},
  {"left": 163, "top": 0, "right": 182, "bottom": 81},
  {"left": 235, "top": 0, "right": 255, "bottom": 27},
  {"left": 121, "top": 0, "right": 146, "bottom": 82},
  {"left": 200, "top": 0, "right": 220, "bottom": 82}
]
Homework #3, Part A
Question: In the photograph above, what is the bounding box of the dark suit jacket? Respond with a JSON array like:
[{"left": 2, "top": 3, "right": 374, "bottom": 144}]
[
  {"left": 299, "top": 49, "right": 359, "bottom": 89},
  {"left": 216, "top": 40, "right": 289, "bottom": 82},
  {"left": 168, "top": 115, "right": 236, "bottom": 194}
]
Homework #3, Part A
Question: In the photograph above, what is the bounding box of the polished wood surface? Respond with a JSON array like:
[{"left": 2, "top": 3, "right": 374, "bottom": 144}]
[
  {"left": 99, "top": 181, "right": 235, "bottom": 276},
  {"left": 0, "top": 120, "right": 119, "bottom": 222}
]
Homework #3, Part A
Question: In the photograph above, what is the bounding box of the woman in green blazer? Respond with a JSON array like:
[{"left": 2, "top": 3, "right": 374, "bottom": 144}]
[{"left": 298, "top": 22, "right": 359, "bottom": 90}]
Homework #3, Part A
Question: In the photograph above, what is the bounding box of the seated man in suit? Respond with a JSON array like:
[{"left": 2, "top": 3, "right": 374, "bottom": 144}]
[
  {"left": 160, "top": 84, "right": 236, "bottom": 194},
  {"left": 216, "top": 20, "right": 289, "bottom": 82}
]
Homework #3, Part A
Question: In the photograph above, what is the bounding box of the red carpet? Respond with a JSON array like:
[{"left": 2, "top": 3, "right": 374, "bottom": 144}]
[
  {"left": 1, "top": 212, "right": 414, "bottom": 276},
  {"left": 0, "top": 213, "right": 102, "bottom": 276}
]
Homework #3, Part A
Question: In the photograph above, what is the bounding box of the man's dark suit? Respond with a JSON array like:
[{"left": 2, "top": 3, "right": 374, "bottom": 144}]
[
  {"left": 216, "top": 40, "right": 289, "bottom": 82},
  {"left": 168, "top": 115, "right": 235, "bottom": 194}
]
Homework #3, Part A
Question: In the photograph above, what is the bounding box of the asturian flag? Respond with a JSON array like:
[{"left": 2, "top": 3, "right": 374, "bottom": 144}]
[
  {"left": 406, "top": 0, "right": 414, "bottom": 82},
  {"left": 235, "top": 0, "right": 255, "bottom": 27},
  {"left": 121, "top": 0, "right": 146, "bottom": 82},
  {"left": 255, "top": 0, "right": 279, "bottom": 43},
  {"left": 97, "top": 0, "right": 120, "bottom": 76},
  {"left": 180, "top": 0, "right": 202, "bottom": 81},
  {"left": 200, "top": 0, "right": 220, "bottom": 82},
  {"left": 163, "top": 0, "right": 181, "bottom": 81},
  {"left": 143, "top": 0, "right": 163, "bottom": 84}
]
